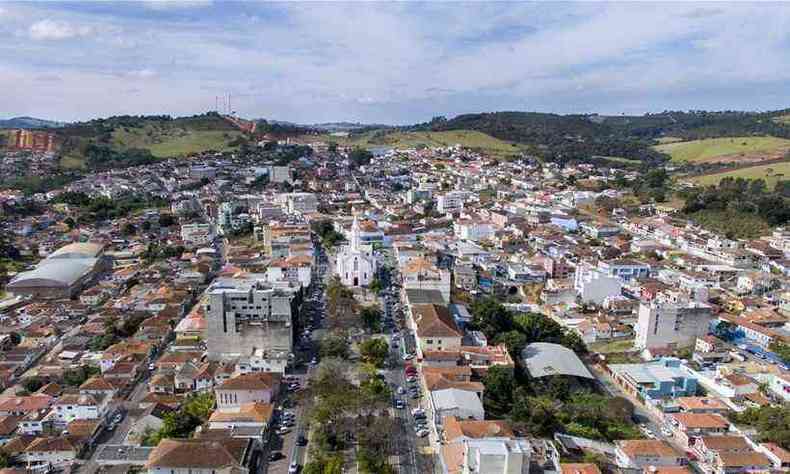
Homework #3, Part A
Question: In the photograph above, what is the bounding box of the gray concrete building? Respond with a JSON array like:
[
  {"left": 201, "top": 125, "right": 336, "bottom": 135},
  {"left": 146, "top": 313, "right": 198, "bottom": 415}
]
[{"left": 205, "top": 275, "right": 301, "bottom": 361}]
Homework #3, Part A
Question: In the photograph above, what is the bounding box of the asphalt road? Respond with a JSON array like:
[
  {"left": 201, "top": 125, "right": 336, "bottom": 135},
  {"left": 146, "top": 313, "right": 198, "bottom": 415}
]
[{"left": 260, "top": 279, "right": 325, "bottom": 474}]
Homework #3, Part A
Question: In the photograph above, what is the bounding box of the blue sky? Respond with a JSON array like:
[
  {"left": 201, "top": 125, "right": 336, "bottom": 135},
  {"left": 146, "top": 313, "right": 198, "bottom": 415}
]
[{"left": 2, "top": 1, "right": 790, "bottom": 124}]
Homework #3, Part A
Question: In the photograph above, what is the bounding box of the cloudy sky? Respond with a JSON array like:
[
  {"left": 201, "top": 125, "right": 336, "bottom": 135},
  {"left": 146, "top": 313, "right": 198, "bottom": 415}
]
[{"left": 2, "top": 1, "right": 790, "bottom": 124}]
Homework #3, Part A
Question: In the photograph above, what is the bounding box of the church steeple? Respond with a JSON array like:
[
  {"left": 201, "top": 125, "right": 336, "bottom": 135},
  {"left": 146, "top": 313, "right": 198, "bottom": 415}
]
[{"left": 351, "top": 216, "right": 361, "bottom": 252}]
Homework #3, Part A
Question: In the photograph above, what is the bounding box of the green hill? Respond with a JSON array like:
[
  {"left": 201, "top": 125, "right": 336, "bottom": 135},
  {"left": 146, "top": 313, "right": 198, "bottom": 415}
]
[
  {"left": 57, "top": 113, "right": 245, "bottom": 170},
  {"left": 405, "top": 109, "right": 790, "bottom": 166},
  {"left": 654, "top": 136, "right": 790, "bottom": 163},
  {"left": 322, "top": 129, "right": 525, "bottom": 158}
]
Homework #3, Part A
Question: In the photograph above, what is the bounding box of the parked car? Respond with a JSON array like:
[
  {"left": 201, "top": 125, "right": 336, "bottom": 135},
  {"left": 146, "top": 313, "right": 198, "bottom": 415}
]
[
  {"left": 416, "top": 429, "right": 429, "bottom": 438},
  {"left": 269, "top": 452, "right": 285, "bottom": 462},
  {"left": 297, "top": 435, "right": 308, "bottom": 446},
  {"left": 288, "top": 462, "right": 299, "bottom": 474},
  {"left": 278, "top": 426, "right": 291, "bottom": 435}
]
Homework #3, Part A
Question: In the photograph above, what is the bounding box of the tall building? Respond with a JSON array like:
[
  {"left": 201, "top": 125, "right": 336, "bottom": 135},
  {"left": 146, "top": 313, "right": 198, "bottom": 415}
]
[
  {"left": 205, "top": 275, "right": 301, "bottom": 362},
  {"left": 437, "top": 191, "right": 469, "bottom": 214},
  {"left": 10, "top": 130, "right": 56, "bottom": 152},
  {"left": 335, "top": 217, "right": 377, "bottom": 287},
  {"left": 635, "top": 293, "right": 713, "bottom": 350}
]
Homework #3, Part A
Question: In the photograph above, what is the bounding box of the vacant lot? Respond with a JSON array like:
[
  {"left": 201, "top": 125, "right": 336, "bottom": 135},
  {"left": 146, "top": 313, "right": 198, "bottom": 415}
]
[
  {"left": 654, "top": 136, "right": 790, "bottom": 163},
  {"left": 316, "top": 129, "right": 525, "bottom": 158},
  {"left": 689, "top": 161, "right": 790, "bottom": 188},
  {"left": 112, "top": 125, "right": 243, "bottom": 158}
]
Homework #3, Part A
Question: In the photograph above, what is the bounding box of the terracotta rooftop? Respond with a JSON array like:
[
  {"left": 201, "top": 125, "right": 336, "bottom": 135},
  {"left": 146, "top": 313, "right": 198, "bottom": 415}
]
[
  {"left": 617, "top": 439, "right": 682, "bottom": 459},
  {"left": 561, "top": 463, "right": 602, "bottom": 474},
  {"left": 670, "top": 413, "right": 730, "bottom": 430},
  {"left": 699, "top": 436, "right": 750, "bottom": 451},
  {"left": 145, "top": 438, "right": 247, "bottom": 469},
  {"left": 443, "top": 416, "right": 514, "bottom": 442},
  {"left": 412, "top": 304, "right": 461, "bottom": 338},
  {"left": 218, "top": 372, "right": 279, "bottom": 391}
]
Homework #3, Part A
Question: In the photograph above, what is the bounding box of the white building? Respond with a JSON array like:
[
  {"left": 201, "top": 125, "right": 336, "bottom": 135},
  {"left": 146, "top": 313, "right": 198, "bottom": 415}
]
[
  {"left": 461, "top": 438, "right": 531, "bottom": 474},
  {"left": 431, "top": 388, "right": 485, "bottom": 424},
  {"left": 180, "top": 223, "right": 215, "bottom": 247},
  {"left": 454, "top": 220, "right": 495, "bottom": 242},
  {"left": 335, "top": 218, "right": 377, "bottom": 287},
  {"left": 401, "top": 258, "right": 452, "bottom": 303},
  {"left": 269, "top": 165, "right": 292, "bottom": 183},
  {"left": 635, "top": 295, "right": 713, "bottom": 350},
  {"left": 286, "top": 193, "right": 318, "bottom": 214},
  {"left": 437, "top": 191, "right": 469, "bottom": 214},
  {"left": 573, "top": 262, "right": 622, "bottom": 305}
]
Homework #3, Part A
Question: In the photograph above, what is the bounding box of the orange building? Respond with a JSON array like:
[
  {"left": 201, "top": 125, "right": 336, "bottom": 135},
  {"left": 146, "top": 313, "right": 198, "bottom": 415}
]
[{"left": 10, "top": 130, "right": 56, "bottom": 152}]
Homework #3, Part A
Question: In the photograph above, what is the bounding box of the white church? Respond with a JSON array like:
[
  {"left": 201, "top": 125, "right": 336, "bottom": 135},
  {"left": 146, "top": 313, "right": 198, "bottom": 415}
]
[{"left": 335, "top": 217, "right": 378, "bottom": 287}]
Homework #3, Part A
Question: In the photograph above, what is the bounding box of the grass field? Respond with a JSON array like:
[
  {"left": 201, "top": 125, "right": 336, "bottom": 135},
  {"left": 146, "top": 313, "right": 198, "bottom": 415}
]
[
  {"left": 656, "top": 136, "right": 683, "bottom": 144},
  {"left": 59, "top": 155, "right": 87, "bottom": 170},
  {"left": 112, "top": 124, "right": 243, "bottom": 158},
  {"left": 654, "top": 136, "right": 790, "bottom": 163},
  {"left": 317, "top": 129, "right": 526, "bottom": 158},
  {"left": 688, "top": 161, "right": 790, "bottom": 188}
]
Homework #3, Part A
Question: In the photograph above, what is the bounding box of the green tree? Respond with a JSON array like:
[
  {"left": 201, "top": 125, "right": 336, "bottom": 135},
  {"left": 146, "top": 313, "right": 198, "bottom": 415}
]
[
  {"left": 122, "top": 223, "right": 137, "bottom": 235},
  {"left": 159, "top": 213, "right": 176, "bottom": 227},
  {"left": 64, "top": 217, "right": 76, "bottom": 230},
  {"left": 481, "top": 366, "right": 515, "bottom": 417},
  {"left": 770, "top": 341, "right": 790, "bottom": 365},
  {"left": 319, "top": 332, "right": 350, "bottom": 360},
  {"left": 22, "top": 377, "right": 44, "bottom": 393},
  {"left": 359, "top": 338, "right": 389, "bottom": 368},
  {"left": 359, "top": 306, "right": 382, "bottom": 332}
]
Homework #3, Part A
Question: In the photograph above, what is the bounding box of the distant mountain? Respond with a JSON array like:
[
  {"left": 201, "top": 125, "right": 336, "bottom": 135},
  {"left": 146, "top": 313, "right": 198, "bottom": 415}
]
[
  {"left": 0, "top": 116, "right": 66, "bottom": 129},
  {"left": 308, "top": 122, "right": 392, "bottom": 132}
]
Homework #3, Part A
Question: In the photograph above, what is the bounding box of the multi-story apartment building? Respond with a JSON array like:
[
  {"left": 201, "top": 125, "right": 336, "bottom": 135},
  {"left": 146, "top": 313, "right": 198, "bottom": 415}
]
[
  {"left": 437, "top": 191, "right": 470, "bottom": 214},
  {"left": 598, "top": 259, "right": 651, "bottom": 282},
  {"left": 205, "top": 276, "right": 301, "bottom": 361},
  {"left": 180, "top": 223, "right": 215, "bottom": 247},
  {"left": 635, "top": 294, "right": 713, "bottom": 350}
]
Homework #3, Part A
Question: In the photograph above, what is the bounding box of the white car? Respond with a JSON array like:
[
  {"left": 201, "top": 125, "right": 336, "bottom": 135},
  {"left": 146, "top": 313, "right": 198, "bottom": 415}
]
[
  {"left": 278, "top": 426, "right": 291, "bottom": 435},
  {"left": 403, "top": 354, "right": 414, "bottom": 360},
  {"left": 411, "top": 408, "right": 425, "bottom": 416},
  {"left": 416, "top": 429, "right": 429, "bottom": 438},
  {"left": 288, "top": 462, "right": 299, "bottom": 474}
]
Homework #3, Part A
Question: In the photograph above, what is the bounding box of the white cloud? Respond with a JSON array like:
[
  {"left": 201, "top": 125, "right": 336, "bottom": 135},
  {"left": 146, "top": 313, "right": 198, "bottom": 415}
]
[
  {"left": 140, "top": 0, "right": 213, "bottom": 10},
  {"left": 128, "top": 68, "right": 157, "bottom": 79},
  {"left": 29, "top": 19, "right": 93, "bottom": 41}
]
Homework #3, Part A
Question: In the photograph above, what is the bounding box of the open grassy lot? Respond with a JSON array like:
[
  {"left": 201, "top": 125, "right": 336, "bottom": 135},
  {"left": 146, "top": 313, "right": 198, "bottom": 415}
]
[
  {"left": 59, "top": 155, "right": 87, "bottom": 170},
  {"left": 654, "top": 136, "right": 790, "bottom": 163},
  {"left": 688, "top": 161, "right": 790, "bottom": 188},
  {"left": 316, "top": 129, "right": 526, "bottom": 158},
  {"left": 112, "top": 124, "right": 243, "bottom": 158}
]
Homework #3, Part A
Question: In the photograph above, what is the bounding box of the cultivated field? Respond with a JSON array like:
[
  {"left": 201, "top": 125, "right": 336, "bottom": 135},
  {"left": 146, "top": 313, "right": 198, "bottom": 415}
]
[
  {"left": 688, "top": 161, "right": 790, "bottom": 188},
  {"left": 314, "top": 129, "right": 526, "bottom": 158},
  {"left": 654, "top": 136, "right": 790, "bottom": 164}
]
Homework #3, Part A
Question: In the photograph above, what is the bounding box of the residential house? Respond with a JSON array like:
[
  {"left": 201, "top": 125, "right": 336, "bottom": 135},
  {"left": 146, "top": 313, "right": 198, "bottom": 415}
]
[
  {"left": 215, "top": 373, "right": 279, "bottom": 411},
  {"left": 615, "top": 439, "right": 687, "bottom": 469}
]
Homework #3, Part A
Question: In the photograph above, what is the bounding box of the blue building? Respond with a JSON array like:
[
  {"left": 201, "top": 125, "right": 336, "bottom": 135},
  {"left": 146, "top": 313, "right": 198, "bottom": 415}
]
[{"left": 609, "top": 358, "right": 698, "bottom": 403}]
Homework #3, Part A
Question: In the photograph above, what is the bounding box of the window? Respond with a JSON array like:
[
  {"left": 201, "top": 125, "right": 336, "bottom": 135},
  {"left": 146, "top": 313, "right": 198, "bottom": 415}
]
[{"left": 427, "top": 339, "right": 434, "bottom": 344}]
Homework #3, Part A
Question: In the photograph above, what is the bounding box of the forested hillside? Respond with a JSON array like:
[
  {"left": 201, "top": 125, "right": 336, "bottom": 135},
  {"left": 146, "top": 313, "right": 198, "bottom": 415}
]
[{"left": 410, "top": 109, "right": 790, "bottom": 165}]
